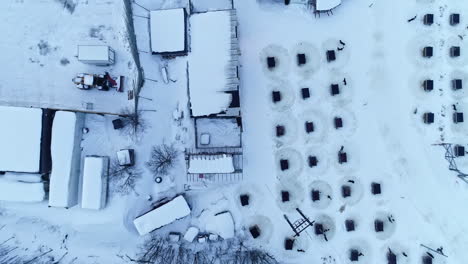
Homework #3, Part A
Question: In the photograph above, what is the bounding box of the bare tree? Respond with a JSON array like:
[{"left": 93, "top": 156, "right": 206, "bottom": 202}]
[
  {"left": 109, "top": 159, "right": 142, "bottom": 195},
  {"left": 120, "top": 107, "right": 147, "bottom": 140},
  {"left": 146, "top": 144, "right": 178, "bottom": 177},
  {"left": 135, "top": 235, "right": 279, "bottom": 264}
]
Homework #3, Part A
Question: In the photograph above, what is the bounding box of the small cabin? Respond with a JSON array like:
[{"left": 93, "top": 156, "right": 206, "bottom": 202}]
[
  {"left": 423, "top": 14, "right": 434, "bottom": 25},
  {"left": 326, "top": 50, "right": 336, "bottom": 62},
  {"left": 331, "top": 84, "right": 340, "bottom": 96},
  {"left": 301, "top": 88, "right": 310, "bottom": 99},
  {"left": 338, "top": 151, "right": 348, "bottom": 164},
  {"left": 387, "top": 250, "right": 397, "bottom": 264},
  {"left": 454, "top": 145, "right": 465, "bottom": 157},
  {"left": 240, "top": 194, "right": 249, "bottom": 206},
  {"left": 422, "top": 255, "right": 433, "bottom": 264},
  {"left": 249, "top": 225, "right": 261, "bottom": 239},
  {"left": 284, "top": 238, "right": 294, "bottom": 250},
  {"left": 267, "top": 57, "right": 276, "bottom": 68},
  {"left": 117, "top": 149, "right": 135, "bottom": 166},
  {"left": 308, "top": 156, "right": 318, "bottom": 167},
  {"left": 453, "top": 112, "right": 464, "bottom": 123},
  {"left": 334, "top": 117, "right": 343, "bottom": 129},
  {"left": 312, "top": 190, "right": 320, "bottom": 201},
  {"left": 423, "top": 46, "right": 433, "bottom": 58},
  {"left": 371, "top": 182, "right": 382, "bottom": 195},
  {"left": 276, "top": 125, "right": 285, "bottom": 137},
  {"left": 297, "top": 53, "right": 306, "bottom": 65},
  {"left": 450, "top": 13, "right": 460, "bottom": 26},
  {"left": 342, "top": 185, "right": 351, "bottom": 198},
  {"left": 374, "top": 219, "right": 384, "bottom": 232},
  {"left": 280, "top": 159, "right": 289, "bottom": 171},
  {"left": 281, "top": 191, "right": 290, "bottom": 202},
  {"left": 450, "top": 46, "right": 461, "bottom": 57},
  {"left": 78, "top": 45, "right": 115, "bottom": 66},
  {"left": 423, "top": 79, "right": 433, "bottom": 91},
  {"left": 452, "top": 79, "right": 463, "bottom": 90},
  {"left": 315, "top": 223, "right": 324, "bottom": 235},
  {"left": 345, "top": 219, "right": 355, "bottom": 231},
  {"left": 350, "top": 249, "right": 360, "bottom": 261},
  {"left": 423, "top": 112, "right": 434, "bottom": 124}
]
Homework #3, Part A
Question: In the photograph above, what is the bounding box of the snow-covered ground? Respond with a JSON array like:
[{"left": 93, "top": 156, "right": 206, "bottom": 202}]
[
  {"left": 2, "top": 0, "right": 468, "bottom": 263},
  {"left": 0, "top": 0, "right": 136, "bottom": 114}
]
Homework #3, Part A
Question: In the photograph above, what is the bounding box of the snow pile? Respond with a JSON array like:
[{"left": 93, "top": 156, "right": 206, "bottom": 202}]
[
  {"left": 3, "top": 172, "right": 42, "bottom": 183},
  {"left": 133, "top": 195, "right": 191, "bottom": 236},
  {"left": 81, "top": 156, "right": 109, "bottom": 210},
  {"left": 0, "top": 106, "right": 42, "bottom": 173},
  {"left": 188, "top": 154, "right": 235, "bottom": 174},
  {"left": 48, "top": 111, "right": 84, "bottom": 208},
  {"left": 184, "top": 226, "right": 199, "bottom": 242},
  {"left": 205, "top": 211, "right": 235, "bottom": 239},
  {"left": 150, "top": 9, "right": 186, "bottom": 54},
  {"left": 0, "top": 177, "right": 45, "bottom": 202},
  {"left": 188, "top": 10, "right": 238, "bottom": 116}
]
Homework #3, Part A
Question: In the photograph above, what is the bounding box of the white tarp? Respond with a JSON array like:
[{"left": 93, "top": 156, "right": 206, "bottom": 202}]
[
  {"left": 0, "top": 177, "right": 45, "bottom": 202},
  {"left": 81, "top": 156, "right": 109, "bottom": 210},
  {"left": 150, "top": 9, "right": 186, "bottom": 53},
  {"left": 316, "top": 0, "right": 342, "bottom": 11},
  {"left": 134, "top": 195, "right": 191, "bottom": 236},
  {"left": 49, "top": 111, "right": 84, "bottom": 208},
  {"left": 0, "top": 106, "right": 42, "bottom": 173},
  {"left": 188, "top": 154, "right": 235, "bottom": 174},
  {"left": 188, "top": 10, "right": 237, "bottom": 116}
]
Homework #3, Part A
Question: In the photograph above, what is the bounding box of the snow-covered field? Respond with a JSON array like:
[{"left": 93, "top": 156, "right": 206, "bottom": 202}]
[
  {"left": 2, "top": 0, "right": 468, "bottom": 263},
  {"left": 0, "top": 0, "right": 136, "bottom": 113}
]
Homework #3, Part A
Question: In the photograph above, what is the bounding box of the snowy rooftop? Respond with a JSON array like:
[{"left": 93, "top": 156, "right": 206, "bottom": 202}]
[
  {"left": 195, "top": 118, "right": 242, "bottom": 148},
  {"left": 150, "top": 8, "right": 186, "bottom": 54},
  {"left": 316, "top": 0, "right": 342, "bottom": 11},
  {"left": 48, "top": 111, "right": 83, "bottom": 208},
  {"left": 0, "top": 106, "right": 42, "bottom": 173},
  {"left": 134, "top": 195, "right": 191, "bottom": 236},
  {"left": 81, "top": 156, "right": 109, "bottom": 210},
  {"left": 188, "top": 154, "right": 235, "bottom": 174},
  {"left": 188, "top": 10, "right": 239, "bottom": 117}
]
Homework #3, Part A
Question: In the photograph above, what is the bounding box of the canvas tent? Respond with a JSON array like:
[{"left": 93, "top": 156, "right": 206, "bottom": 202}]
[
  {"left": 150, "top": 8, "right": 187, "bottom": 55},
  {"left": 48, "top": 111, "right": 84, "bottom": 208},
  {"left": 188, "top": 10, "right": 240, "bottom": 117},
  {"left": 81, "top": 156, "right": 109, "bottom": 210},
  {"left": 134, "top": 195, "right": 191, "bottom": 236}
]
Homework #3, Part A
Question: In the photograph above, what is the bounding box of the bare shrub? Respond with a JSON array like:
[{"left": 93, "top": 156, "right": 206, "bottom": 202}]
[
  {"left": 146, "top": 144, "right": 178, "bottom": 177},
  {"left": 109, "top": 159, "right": 142, "bottom": 195},
  {"left": 120, "top": 107, "right": 147, "bottom": 140}
]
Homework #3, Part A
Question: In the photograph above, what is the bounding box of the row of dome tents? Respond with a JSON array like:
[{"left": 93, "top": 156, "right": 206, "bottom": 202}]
[{"left": 0, "top": 105, "right": 108, "bottom": 210}]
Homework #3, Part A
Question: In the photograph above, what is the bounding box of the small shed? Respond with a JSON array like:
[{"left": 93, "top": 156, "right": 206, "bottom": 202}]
[
  {"left": 81, "top": 156, "right": 109, "bottom": 210},
  {"left": 150, "top": 8, "right": 187, "bottom": 55},
  {"left": 78, "top": 45, "right": 115, "bottom": 66},
  {"left": 188, "top": 154, "right": 235, "bottom": 174},
  {"left": 315, "top": 0, "right": 342, "bottom": 11}
]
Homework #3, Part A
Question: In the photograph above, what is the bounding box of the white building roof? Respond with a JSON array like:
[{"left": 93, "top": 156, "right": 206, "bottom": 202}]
[
  {"left": 78, "top": 45, "right": 110, "bottom": 61},
  {"left": 188, "top": 10, "right": 238, "bottom": 117},
  {"left": 188, "top": 154, "right": 235, "bottom": 174},
  {"left": 0, "top": 177, "right": 45, "bottom": 202},
  {"left": 0, "top": 106, "right": 42, "bottom": 173},
  {"left": 134, "top": 195, "right": 191, "bottom": 236},
  {"left": 81, "top": 156, "right": 109, "bottom": 210},
  {"left": 316, "top": 0, "right": 342, "bottom": 11},
  {"left": 49, "top": 111, "right": 83, "bottom": 208},
  {"left": 150, "top": 8, "right": 186, "bottom": 53}
]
